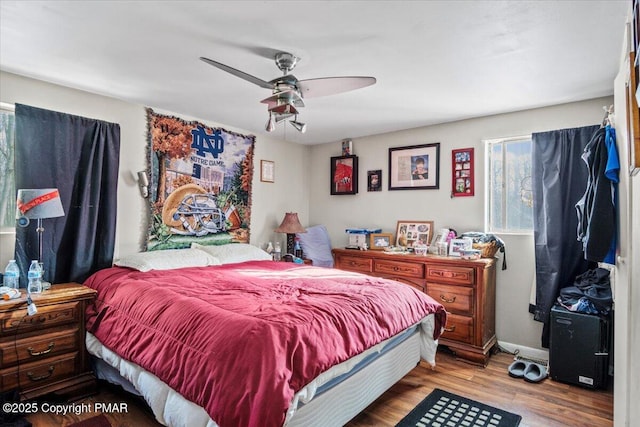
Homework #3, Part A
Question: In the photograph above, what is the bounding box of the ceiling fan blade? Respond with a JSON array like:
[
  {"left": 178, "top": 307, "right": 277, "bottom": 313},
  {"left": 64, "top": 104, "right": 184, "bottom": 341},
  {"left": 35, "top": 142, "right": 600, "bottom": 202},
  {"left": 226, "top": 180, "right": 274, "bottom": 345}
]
[
  {"left": 200, "top": 57, "right": 274, "bottom": 89},
  {"left": 297, "top": 76, "right": 376, "bottom": 98}
]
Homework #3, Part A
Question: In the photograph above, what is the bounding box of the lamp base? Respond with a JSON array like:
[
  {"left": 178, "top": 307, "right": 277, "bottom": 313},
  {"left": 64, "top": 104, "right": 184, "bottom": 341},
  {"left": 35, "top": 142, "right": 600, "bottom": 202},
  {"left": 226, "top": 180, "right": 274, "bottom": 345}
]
[{"left": 286, "top": 233, "right": 296, "bottom": 255}]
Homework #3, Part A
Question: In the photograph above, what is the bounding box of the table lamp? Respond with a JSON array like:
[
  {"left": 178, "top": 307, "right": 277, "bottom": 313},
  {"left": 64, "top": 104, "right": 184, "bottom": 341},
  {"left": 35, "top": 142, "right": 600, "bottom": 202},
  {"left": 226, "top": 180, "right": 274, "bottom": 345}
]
[
  {"left": 274, "top": 212, "right": 306, "bottom": 255},
  {"left": 16, "top": 188, "right": 65, "bottom": 289}
]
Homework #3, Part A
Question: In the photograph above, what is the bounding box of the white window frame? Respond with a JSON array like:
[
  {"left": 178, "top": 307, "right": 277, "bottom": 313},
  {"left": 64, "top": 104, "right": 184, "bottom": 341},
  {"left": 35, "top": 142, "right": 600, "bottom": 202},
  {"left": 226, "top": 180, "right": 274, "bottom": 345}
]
[{"left": 484, "top": 135, "right": 534, "bottom": 235}]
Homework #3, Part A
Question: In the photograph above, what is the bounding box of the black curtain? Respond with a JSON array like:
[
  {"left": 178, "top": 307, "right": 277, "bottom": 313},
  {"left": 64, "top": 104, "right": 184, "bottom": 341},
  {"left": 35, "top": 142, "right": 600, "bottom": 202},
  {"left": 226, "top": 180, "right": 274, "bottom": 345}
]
[
  {"left": 14, "top": 104, "right": 120, "bottom": 286},
  {"left": 530, "top": 125, "right": 598, "bottom": 347}
]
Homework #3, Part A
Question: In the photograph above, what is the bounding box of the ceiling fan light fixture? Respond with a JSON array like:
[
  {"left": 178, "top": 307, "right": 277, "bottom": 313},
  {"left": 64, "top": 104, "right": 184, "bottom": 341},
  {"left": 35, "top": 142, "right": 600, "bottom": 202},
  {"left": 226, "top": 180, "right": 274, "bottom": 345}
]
[{"left": 290, "top": 119, "right": 307, "bottom": 133}]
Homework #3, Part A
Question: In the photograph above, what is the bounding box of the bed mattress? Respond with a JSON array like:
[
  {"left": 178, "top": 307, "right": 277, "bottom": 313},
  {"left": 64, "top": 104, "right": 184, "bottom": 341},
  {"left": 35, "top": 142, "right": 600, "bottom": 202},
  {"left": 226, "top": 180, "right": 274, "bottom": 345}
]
[{"left": 87, "top": 313, "right": 436, "bottom": 427}]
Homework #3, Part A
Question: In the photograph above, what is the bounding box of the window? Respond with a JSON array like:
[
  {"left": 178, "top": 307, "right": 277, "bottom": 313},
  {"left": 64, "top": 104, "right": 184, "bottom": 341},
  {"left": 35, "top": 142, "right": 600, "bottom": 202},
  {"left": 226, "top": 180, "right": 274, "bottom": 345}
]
[
  {"left": 485, "top": 136, "right": 533, "bottom": 233},
  {"left": 0, "top": 103, "right": 16, "bottom": 233}
]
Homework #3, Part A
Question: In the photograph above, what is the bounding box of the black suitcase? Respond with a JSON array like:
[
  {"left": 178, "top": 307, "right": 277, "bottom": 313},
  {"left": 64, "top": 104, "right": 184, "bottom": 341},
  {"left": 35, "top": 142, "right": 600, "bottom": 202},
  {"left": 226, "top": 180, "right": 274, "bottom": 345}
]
[{"left": 549, "top": 305, "right": 610, "bottom": 389}]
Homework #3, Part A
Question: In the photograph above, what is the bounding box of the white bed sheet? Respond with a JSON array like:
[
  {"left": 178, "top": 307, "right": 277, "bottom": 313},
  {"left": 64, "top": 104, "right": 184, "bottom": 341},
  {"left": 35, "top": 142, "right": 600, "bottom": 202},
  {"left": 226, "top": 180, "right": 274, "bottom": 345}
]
[{"left": 86, "top": 314, "right": 437, "bottom": 427}]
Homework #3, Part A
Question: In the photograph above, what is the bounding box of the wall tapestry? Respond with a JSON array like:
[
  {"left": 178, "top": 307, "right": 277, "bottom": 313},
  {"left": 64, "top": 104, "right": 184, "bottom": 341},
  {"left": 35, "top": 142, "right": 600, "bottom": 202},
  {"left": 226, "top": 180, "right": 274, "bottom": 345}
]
[{"left": 145, "top": 109, "right": 254, "bottom": 250}]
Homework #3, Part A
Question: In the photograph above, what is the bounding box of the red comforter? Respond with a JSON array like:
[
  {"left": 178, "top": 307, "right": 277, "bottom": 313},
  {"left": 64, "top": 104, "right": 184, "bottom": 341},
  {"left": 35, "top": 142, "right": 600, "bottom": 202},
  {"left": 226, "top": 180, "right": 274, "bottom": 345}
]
[{"left": 84, "top": 261, "right": 446, "bottom": 427}]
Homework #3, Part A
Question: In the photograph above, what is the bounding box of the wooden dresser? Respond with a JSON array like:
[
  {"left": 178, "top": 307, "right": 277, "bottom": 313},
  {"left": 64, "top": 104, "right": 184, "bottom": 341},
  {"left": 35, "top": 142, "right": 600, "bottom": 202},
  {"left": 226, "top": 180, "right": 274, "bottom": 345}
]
[
  {"left": 0, "top": 283, "right": 97, "bottom": 400},
  {"left": 332, "top": 248, "right": 497, "bottom": 365}
]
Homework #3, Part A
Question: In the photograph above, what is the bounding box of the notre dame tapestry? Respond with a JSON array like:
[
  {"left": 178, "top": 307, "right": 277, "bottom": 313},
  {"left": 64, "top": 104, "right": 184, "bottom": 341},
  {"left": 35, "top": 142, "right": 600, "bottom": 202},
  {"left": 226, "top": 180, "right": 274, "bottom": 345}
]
[{"left": 145, "top": 109, "right": 255, "bottom": 250}]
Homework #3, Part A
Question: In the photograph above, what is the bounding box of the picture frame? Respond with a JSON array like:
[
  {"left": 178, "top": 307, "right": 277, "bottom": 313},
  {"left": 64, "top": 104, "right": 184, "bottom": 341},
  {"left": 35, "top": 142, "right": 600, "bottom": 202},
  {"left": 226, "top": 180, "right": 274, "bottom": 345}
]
[
  {"left": 342, "top": 139, "right": 353, "bottom": 156},
  {"left": 331, "top": 155, "right": 358, "bottom": 195},
  {"left": 449, "top": 238, "right": 472, "bottom": 256},
  {"left": 389, "top": 143, "right": 440, "bottom": 190},
  {"left": 260, "top": 160, "right": 275, "bottom": 183},
  {"left": 369, "top": 233, "right": 393, "bottom": 250},
  {"left": 367, "top": 169, "right": 382, "bottom": 192},
  {"left": 452, "top": 148, "right": 474, "bottom": 196},
  {"left": 627, "top": 50, "right": 640, "bottom": 176},
  {"left": 394, "top": 220, "right": 434, "bottom": 248}
]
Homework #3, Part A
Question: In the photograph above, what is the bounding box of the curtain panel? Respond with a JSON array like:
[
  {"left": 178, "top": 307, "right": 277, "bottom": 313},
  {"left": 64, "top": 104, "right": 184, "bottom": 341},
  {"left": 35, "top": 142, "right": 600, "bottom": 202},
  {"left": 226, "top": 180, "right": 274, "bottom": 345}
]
[
  {"left": 531, "top": 125, "right": 598, "bottom": 347},
  {"left": 14, "top": 104, "right": 120, "bottom": 286}
]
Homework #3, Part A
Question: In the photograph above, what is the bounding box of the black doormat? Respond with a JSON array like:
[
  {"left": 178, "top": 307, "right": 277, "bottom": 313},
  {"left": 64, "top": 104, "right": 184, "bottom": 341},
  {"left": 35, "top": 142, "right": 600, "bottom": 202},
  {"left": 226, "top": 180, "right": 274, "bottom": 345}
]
[{"left": 396, "top": 388, "right": 522, "bottom": 427}]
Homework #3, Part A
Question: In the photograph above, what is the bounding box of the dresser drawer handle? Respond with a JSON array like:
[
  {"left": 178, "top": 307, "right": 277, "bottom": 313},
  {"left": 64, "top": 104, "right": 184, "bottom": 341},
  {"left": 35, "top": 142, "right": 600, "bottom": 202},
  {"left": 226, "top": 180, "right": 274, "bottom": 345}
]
[
  {"left": 27, "top": 365, "right": 55, "bottom": 382},
  {"left": 440, "top": 295, "right": 456, "bottom": 303},
  {"left": 27, "top": 342, "right": 55, "bottom": 357},
  {"left": 444, "top": 325, "right": 456, "bottom": 332}
]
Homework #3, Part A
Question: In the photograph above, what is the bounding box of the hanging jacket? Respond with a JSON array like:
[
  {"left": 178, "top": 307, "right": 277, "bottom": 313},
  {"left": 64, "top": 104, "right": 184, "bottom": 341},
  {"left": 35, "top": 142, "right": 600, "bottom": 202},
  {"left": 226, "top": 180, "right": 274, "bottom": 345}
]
[{"left": 575, "top": 127, "right": 616, "bottom": 262}]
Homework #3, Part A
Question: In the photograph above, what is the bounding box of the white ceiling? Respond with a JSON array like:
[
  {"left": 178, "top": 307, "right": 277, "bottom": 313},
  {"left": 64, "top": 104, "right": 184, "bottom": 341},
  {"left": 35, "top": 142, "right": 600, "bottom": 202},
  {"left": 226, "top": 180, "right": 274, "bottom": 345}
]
[{"left": 0, "top": 1, "right": 630, "bottom": 145}]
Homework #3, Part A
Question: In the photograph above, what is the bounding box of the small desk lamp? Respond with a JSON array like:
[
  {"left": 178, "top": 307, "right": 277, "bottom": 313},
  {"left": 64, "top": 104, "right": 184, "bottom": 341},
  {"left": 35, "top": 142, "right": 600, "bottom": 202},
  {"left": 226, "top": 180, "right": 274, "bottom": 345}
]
[
  {"left": 274, "top": 212, "right": 306, "bottom": 255},
  {"left": 16, "top": 188, "right": 65, "bottom": 289}
]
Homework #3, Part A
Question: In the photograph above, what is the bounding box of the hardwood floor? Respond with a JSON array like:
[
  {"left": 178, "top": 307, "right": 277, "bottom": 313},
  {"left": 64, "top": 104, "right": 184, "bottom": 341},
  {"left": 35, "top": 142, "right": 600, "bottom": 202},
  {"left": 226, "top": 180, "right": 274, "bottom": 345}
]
[{"left": 24, "top": 348, "right": 612, "bottom": 427}]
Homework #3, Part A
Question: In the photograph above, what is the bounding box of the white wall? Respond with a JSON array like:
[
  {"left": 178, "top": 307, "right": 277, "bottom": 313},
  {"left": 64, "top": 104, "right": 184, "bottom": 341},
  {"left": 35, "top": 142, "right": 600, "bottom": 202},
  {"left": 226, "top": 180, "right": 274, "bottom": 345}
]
[
  {"left": 0, "top": 70, "right": 616, "bottom": 353},
  {"left": 0, "top": 71, "right": 311, "bottom": 266},
  {"left": 309, "top": 96, "right": 613, "bottom": 351}
]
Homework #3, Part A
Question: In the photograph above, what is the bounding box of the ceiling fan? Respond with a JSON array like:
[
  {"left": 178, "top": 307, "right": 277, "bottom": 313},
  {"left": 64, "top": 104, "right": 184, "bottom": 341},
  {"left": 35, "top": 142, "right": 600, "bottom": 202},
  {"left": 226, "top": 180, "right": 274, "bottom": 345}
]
[{"left": 200, "top": 51, "right": 376, "bottom": 133}]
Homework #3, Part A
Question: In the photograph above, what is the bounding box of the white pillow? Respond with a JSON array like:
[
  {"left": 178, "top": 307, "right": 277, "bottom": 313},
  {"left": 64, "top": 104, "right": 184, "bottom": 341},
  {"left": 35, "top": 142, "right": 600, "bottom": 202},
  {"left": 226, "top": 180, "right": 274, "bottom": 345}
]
[
  {"left": 114, "top": 248, "right": 221, "bottom": 272},
  {"left": 297, "top": 225, "right": 334, "bottom": 268},
  {"left": 191, "top": 242, "right": 272, "bottom": 264}
]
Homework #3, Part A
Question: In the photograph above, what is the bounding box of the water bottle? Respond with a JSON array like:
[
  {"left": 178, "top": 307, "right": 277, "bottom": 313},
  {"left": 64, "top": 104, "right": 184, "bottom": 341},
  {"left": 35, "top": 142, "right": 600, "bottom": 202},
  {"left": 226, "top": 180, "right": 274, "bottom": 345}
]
[
  {"left": 28, "top": 260, "right": 42, "bottom": 294},
  {"left": 3, "top": 260, "right": 20, "bottom": 289},
  {"left": 294, "top": 239, "right": 303, "bottom": 259},
  {"left": 273, "top": 242, "right": 282, "bottom": 261}
]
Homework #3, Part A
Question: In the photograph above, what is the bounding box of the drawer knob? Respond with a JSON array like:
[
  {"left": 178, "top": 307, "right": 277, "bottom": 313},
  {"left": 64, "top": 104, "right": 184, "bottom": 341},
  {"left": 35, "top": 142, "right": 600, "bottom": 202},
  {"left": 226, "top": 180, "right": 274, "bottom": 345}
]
[
  {"left": 444, "top": 325, "right": 456, "bottom": 332},
  {"left": 27, "top": 365, "right": 55, "bottom": 382},
  {"left": 440, "top": 295, "right": 456, "bottom": 303},
  {"left": 27, "top": 342, "right": 55, "bottom": 357}
]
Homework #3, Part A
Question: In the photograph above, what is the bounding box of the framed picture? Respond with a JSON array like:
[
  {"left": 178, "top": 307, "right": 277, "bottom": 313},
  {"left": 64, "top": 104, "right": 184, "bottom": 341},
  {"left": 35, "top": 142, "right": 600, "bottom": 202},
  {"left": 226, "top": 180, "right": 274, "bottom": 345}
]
[
  {"left": 452, "top": 148, "right": 474, "bottom": 196},
  {"left": 367, "top": 169, "right": 382, "bottom": 191},
  {"left": 449, "top": 238, "right": 472, "bottom": 256},
  {"left": 395, "top": 220, "right": 434, "bottom": 248},
  {"left": 342, "top": 139, "right": 353, "bottom": 156},
  {"left": 331, "top": 155, "right": 358, "bottom": 195},
  {"left": 260, "top": 160, "right": 275, "bottom": 183},
  {"left": 389, "top": 143, "right": 440, "bottom": 190},
  {"left": 627, "top": 51, "right": 640, "bottom": 176},
  {"left": 369, "top": 233, "right": 393, "bottom": 250}
]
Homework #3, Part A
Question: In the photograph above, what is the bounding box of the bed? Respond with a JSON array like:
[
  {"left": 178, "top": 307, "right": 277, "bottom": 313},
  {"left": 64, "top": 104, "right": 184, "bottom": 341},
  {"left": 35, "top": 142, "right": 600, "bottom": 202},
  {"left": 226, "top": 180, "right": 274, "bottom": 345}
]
[{"left": 83, "top": 246, "right": 447, "bottom": 427}]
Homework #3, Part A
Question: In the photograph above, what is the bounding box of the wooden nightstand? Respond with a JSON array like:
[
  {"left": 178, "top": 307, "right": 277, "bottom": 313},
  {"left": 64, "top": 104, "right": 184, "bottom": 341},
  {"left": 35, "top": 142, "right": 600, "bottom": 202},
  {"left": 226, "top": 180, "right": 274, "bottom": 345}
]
[{"left": 0, "top": 283, "right": 97, "bottom": 400}]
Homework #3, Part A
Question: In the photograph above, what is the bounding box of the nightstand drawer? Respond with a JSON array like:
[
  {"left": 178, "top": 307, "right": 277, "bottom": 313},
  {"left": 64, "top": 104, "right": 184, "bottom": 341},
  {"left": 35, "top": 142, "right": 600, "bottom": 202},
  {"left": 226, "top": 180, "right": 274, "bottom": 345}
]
[
  {"left": 0, "top": 352, "right": 78, "bottom": 391},
  {"left": 426, "top": 283, "right": 473, "bottom": 315},
  {"left": 441, "top": 313, "right": 473, "bottom": 344},
  {"left": 0, "top": 302, "right": 80, "bottom": 336},
  {"left": 336, "top": 255, "right": 373, "bottom": 273},
  {"left": 0, "top": 327, "right": 79, "bottom": 368},
  {"left": 374, "top": 260, "right": 424, "bottom": 279},
  {"left": 426, "top": 265, "right": 475, "bottom": 285}
]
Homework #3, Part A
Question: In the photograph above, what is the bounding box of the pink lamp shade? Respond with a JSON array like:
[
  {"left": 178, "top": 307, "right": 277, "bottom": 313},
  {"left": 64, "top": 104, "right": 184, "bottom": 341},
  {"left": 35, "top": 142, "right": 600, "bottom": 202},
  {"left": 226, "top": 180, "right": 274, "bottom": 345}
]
[{"left": 274, "top": 212, "right": 306, "bottom": 234}]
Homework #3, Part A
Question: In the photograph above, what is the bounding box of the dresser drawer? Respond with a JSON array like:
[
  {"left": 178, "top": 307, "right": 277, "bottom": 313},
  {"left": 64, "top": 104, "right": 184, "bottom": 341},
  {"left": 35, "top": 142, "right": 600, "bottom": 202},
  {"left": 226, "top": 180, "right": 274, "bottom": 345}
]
[
  {"left": 336, "top": 255, "right": 373, "bottom": 273},
  {"left": 374, "top": 259, "right": 424, "bottom": 279},
  {"left": 0, "top": 352, "right": 78, "bottom": 391},
  {"left": 426, "top": 265, "right": 475, "bottom": 285},
  {"left": 441, "top": 313, "right": 473, "bottom": 344},
  {"left": 427, "top": 283, "right": 473, "bottom": 315},
  {"left": 0, "top": 327, "right": 79, "bottom": 368},
  {"left": 0, "top": 302, "right": 80, "bottom": 336}
]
